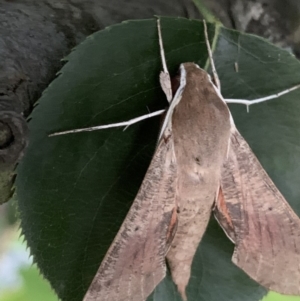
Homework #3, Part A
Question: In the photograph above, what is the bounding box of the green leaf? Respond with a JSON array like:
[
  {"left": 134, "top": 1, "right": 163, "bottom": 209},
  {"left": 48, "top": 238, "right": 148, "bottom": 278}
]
[{"left": 16, "top": 17, "right": 300, "bottom": 301}]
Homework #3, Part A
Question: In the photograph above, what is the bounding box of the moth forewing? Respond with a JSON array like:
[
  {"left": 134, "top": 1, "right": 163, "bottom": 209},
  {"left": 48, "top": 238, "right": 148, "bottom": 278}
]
[
  {"left": 216, "top": 127, "right": 300, "bottom": 295},
  {"left": 83, "top": 131, "right": 178, "bottom": 301}
]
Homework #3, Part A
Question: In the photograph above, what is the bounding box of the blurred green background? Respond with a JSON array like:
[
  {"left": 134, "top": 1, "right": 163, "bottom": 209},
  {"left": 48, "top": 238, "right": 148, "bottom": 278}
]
[
  {"left": 0, "top": 200, "right": 299, "bottom": 301},
  {"left": 0, "top": 201, "right": 57, "bottom": 301}
]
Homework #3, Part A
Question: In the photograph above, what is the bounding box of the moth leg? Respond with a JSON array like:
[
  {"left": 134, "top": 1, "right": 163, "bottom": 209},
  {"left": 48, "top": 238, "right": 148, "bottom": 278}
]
[
  {"left": 225, "top": 83, "right": 300, "bottom": 112},
  {"left": 157, "top": 18, "right": 172, "bottom": 103},
  {"left": 203, "top": 20, "right": 221, "bottom": 91},
  {"left": 49, "top": 109, "right": 165, "bottom": 136}
]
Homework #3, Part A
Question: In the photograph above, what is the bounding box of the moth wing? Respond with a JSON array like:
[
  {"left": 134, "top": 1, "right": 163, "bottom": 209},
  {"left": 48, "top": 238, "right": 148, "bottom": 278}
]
[
  {"left": 215, "top": 128, "right": 300, "bottom": 295},
  {"left": 84, "top": 135, "right": 178, "bottom": 301}
]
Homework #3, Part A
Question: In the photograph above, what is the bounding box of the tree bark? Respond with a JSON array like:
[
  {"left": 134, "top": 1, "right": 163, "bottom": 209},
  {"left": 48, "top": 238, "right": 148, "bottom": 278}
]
[
  {"left": 0, "top": 0, "right": 299, "bottom": 203},
  {"left": 202, "top": 0, "right": 300, "bottom": 54}
]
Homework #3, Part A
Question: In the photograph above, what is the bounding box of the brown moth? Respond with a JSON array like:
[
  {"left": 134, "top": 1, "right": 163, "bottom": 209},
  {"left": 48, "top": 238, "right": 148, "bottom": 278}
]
[
  {"left": 82, "top": 20, "right": 232, "bottom": 301},
  {"left": 51, "top": 19, "right": 300, "bottom": 301}
]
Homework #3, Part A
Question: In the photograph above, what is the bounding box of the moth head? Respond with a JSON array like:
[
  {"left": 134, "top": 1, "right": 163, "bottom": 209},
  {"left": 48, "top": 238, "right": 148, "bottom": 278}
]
[{"left": 179, "top": 63, "right": 213, "bottom": 87}]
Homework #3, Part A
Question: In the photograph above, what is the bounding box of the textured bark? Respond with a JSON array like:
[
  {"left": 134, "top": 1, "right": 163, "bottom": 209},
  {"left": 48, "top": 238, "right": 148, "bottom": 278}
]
[
  {"left": 202, "top": 0, "right": 300, "bottom": 54},
  {"left": 1, "top": 0, "right": 300, "bottom": 204}
]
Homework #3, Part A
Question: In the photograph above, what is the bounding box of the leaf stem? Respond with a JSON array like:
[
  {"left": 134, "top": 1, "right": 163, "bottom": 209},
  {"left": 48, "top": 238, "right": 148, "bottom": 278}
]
[{"left": 192, "top": 0, "right": 222, "bottom": 24}]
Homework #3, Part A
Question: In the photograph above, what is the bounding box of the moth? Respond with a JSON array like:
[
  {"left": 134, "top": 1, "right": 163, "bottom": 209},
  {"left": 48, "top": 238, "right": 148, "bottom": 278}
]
[{"left": 51, "top": 19, "right": 300, "bottom": 301}]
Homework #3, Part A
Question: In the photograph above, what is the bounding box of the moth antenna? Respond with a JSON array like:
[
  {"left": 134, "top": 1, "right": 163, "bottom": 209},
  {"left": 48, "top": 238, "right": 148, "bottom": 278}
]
[
  {"left": 157, "top": 18, "right": 168, "bottom": 77},
  {"left": 225, "top": 82, "right": 300, "bottom": 109},
  {"left": 157, "top": 18, "right": 172, "bottom": 103},
  {"left": 49, "top": 109, "right": 165, "bottom": 137},
  {"left": 203, "top": 20, "right": 221, "bottom": 91}
]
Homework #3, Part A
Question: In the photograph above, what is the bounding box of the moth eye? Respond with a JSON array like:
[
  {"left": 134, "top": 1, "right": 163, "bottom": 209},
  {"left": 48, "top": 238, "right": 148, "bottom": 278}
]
[
  {"left": 268, "top": 207, "right": 273, "bottom": 211},
  {"left": 134, "top": 226, "right": 139, "bottom": 231}
]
